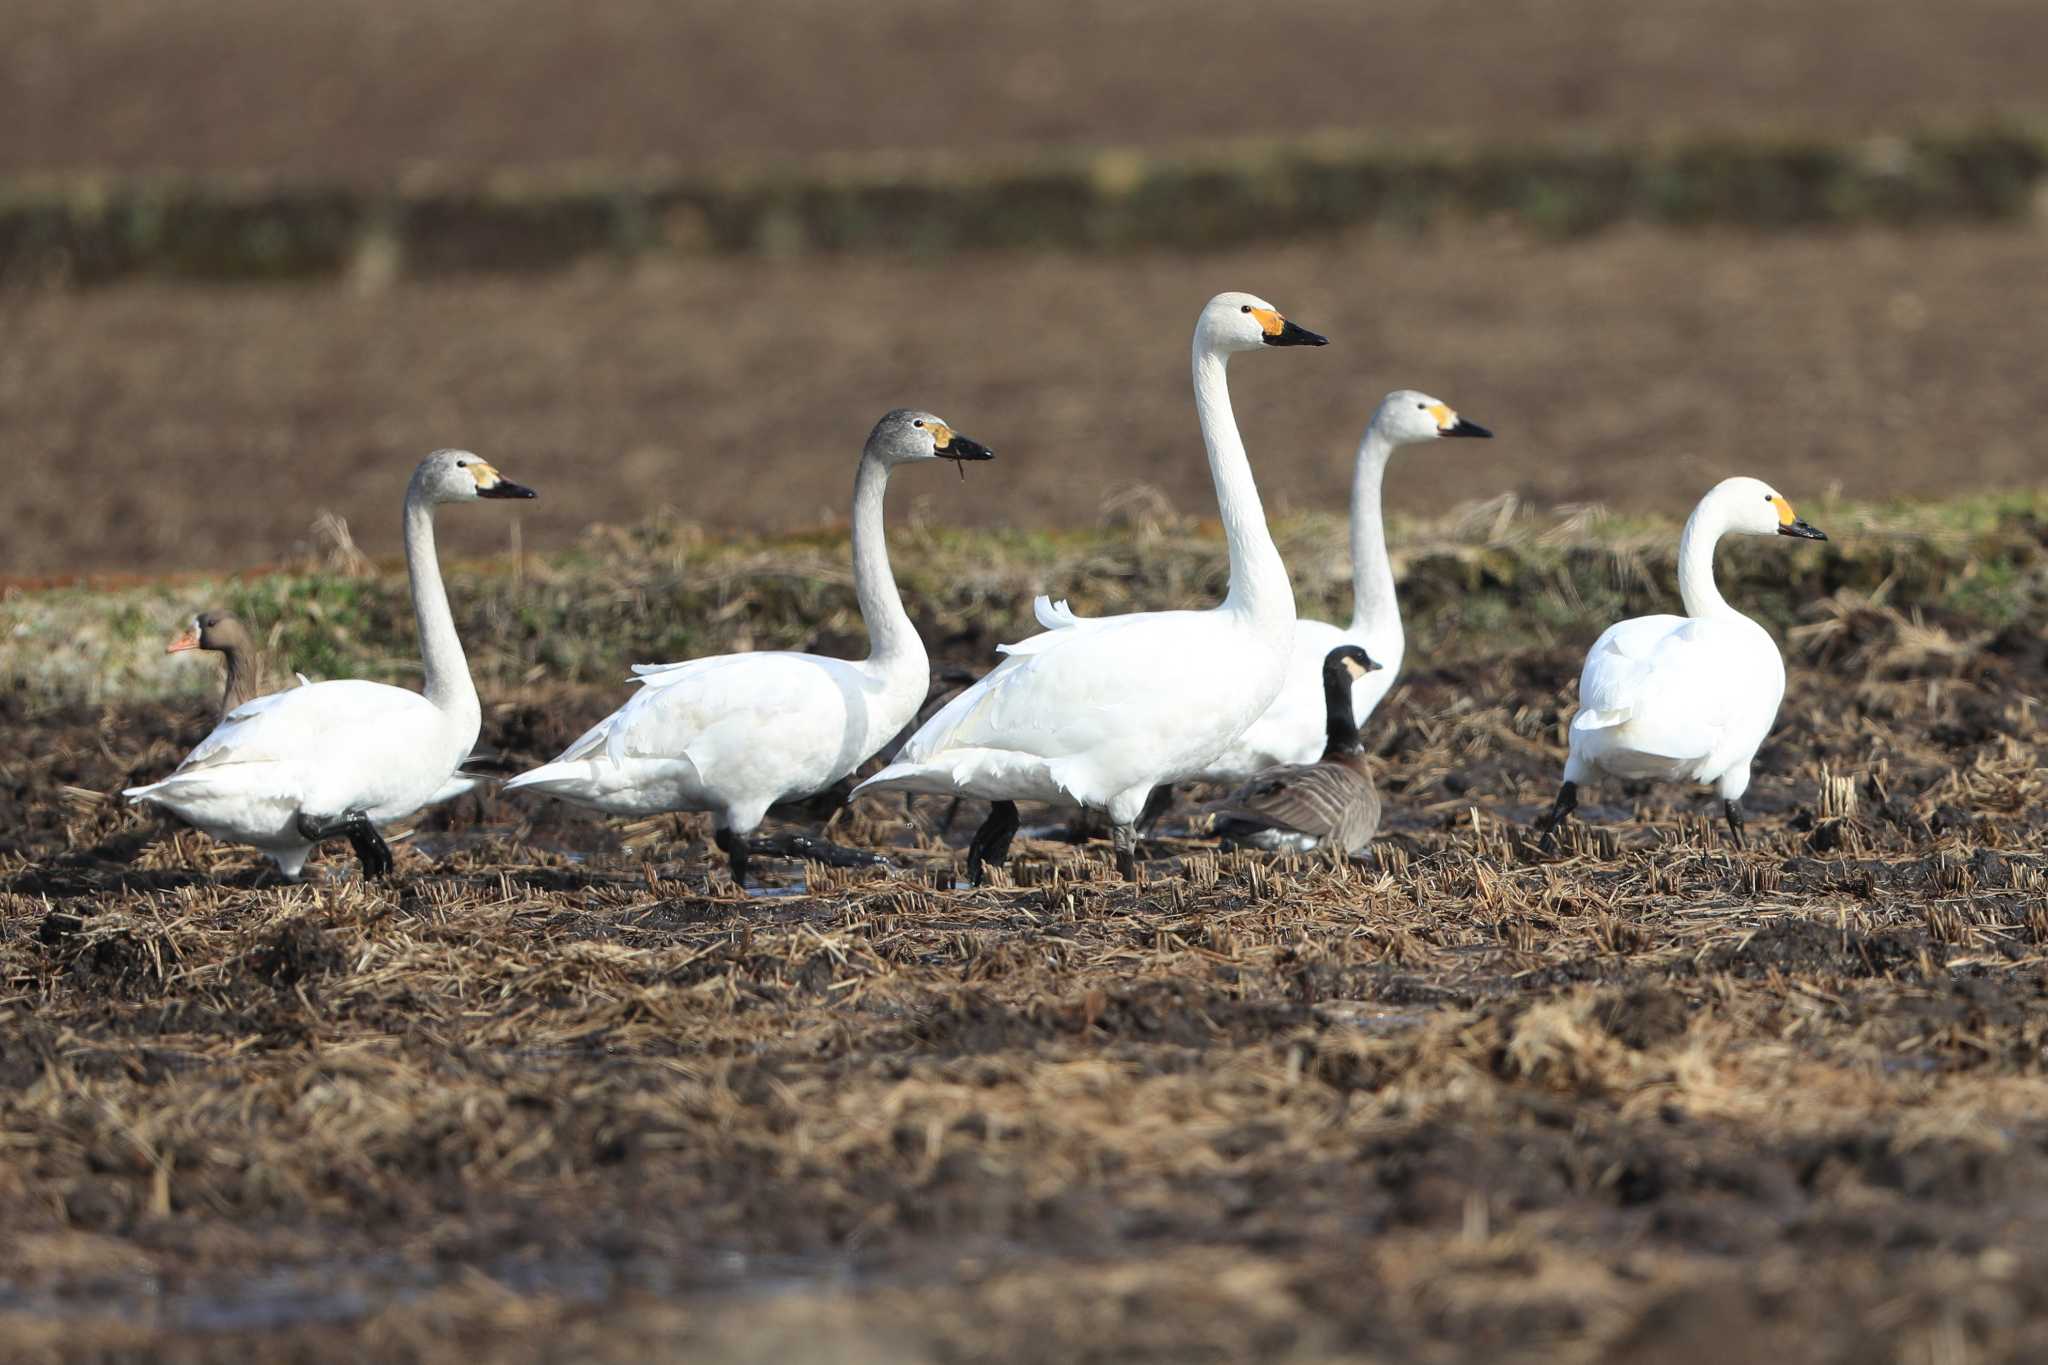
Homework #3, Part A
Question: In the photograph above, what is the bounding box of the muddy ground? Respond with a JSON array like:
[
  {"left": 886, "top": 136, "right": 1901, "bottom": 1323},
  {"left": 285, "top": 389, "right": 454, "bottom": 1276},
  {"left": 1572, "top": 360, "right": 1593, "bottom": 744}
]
[
  {"left": 7, "top": 224, "right": 2047, "bottom": 578},
  {"left": 8, "top": 0, "right": 2048, "bottom": 181},
  {"left": 3, "top": 608, "right": 2045, "bottom": 1362}
]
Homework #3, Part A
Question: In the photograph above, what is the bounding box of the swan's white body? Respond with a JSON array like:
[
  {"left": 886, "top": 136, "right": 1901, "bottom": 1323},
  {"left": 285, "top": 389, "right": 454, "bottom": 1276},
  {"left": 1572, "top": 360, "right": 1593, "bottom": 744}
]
[
  {"left": 1195, "top": 391, "right": 1488, "bottom": 779},
  {"left": 127, "top": 681, "right": 482, "bottom": 875},
  {"left": 1561, "top": 476, "right": 1822, "bottom": 802},
  {"left": 857, "top": 292, "right": 1322, "bottom": 832},
  {"left": 503, "top": 412, "right": 984, "bottom": 838},
  {"left": 874, "top": 600, "right": 1295, "bottom": 823},
  {"left": 1029, "top": 595, "right": 1392, "bottom": 785},
  {"left": 504, "top": 649, "right": 929, "bottom": 833},
  {"left": 125, "top": 452, "right": 533, "bottom": 877}
]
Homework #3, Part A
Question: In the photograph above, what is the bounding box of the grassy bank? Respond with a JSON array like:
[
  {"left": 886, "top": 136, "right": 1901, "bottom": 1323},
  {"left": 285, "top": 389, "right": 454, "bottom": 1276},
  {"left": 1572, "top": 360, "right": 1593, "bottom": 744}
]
[
  {"left": 5, "top": 125, "right": 2046, "bottom": 284},
  {"left": 5, "top": 492, "right": 2042, "bottom": 710}
]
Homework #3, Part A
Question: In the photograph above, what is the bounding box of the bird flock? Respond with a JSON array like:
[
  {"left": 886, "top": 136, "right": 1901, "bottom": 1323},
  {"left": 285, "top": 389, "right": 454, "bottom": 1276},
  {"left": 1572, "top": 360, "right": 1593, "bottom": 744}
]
[{"left": 124, "top": 290, "right": 1830, "bottom": 889}]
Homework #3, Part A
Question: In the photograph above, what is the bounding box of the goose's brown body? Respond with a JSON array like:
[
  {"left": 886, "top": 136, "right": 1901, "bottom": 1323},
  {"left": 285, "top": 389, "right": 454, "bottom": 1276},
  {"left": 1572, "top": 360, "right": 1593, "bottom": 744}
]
[{"left": 1207, "top": 644, "right": 1384, "bottom": 855}]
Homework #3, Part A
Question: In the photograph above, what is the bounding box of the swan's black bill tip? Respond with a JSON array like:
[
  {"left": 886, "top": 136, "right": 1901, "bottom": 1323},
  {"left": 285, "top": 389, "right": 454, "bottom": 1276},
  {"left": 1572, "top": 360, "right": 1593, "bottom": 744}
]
[
  {"left": 1778, "top": 520, "right": 1827, "bottom": 541},
  {"left": 480, "top": 480, "right": 538, "bottom": 500},
  {"left": 1443, "top": 418, "right": 1492, "bottom": 439},
  {"left": 941, "top": 435, "right": 995, "bottom": 463},
  {"left": 1263, "top": 319, "right": 1328, "bottom": 347}
]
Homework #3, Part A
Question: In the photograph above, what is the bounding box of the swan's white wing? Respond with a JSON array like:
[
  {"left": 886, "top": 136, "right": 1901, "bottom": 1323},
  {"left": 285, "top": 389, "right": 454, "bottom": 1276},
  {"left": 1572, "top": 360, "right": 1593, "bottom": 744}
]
[
  {"left": 889, "top": 610, "right": 1273, "bottom": 794},
  {"left": 171, "top": 681, "right": 432, "bottom": 774},
  {"left": 1574, "top": 615, "right": 1684, "bottom": 729},
  {"left": 549, "top": 652, "right": 876, "bottom": 782},
  {"left": 1574, "top": 615, "right": 1754, "bottom": 760}
]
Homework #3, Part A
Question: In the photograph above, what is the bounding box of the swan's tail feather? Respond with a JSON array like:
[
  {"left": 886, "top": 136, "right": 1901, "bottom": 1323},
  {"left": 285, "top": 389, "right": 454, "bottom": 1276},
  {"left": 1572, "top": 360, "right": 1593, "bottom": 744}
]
[
  {"left": 501, "top": 762, "right": 589, "bottom": 796},
  {"left": 1033, "top": 596, "right": 1086, "bottom": 631},
  {"left": 852, "top": 762, "right": 947, "bottom": 799},
  {"left": 1572, "top": 707, "right": 1633, "bottom": 732}
]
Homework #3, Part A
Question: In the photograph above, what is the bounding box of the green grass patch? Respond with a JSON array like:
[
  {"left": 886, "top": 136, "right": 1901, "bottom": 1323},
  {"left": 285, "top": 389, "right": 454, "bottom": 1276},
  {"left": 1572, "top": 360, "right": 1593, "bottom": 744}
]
[{"left": 5, "top": 492, "right": 2041, "bottom": 712}]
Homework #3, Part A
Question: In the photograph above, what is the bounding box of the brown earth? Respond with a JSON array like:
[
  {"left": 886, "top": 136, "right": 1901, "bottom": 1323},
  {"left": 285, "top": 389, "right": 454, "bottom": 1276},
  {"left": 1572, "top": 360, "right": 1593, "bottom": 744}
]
[
  {"left": 6, "top": 0, "right": 2048, "bottom": 182},
  {"left": 2, "top": 609, "right": 2045, "bottom": 1361},
  {"left": 6, "top": 223, "right": 2047, "bottom": 578}
]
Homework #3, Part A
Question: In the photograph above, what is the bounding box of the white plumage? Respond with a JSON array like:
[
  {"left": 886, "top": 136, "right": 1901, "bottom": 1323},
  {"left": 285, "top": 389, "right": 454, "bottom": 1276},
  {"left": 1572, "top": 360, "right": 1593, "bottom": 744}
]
[
  {"left": 856, "top": 291, "right": 1329, "bottom": 880},
  {"left": 125, "top": 450, "right": 537, "bottom": 877},
  {"left": 1537, "top": 475, "right": 1828, "bottom": 848},
  {"left": 502, "top": 410, "right": 993, "bottom": 885},
  {"left": 1199, "top": 389, "right": 1491, "bottom": 779}
]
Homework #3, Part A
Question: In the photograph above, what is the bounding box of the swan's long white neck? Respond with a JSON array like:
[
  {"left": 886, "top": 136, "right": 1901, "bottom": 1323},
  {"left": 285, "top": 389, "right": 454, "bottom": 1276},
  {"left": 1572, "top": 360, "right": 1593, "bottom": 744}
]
[
  {"left": 403, "top": 485, "right": 479, "bottom": 723},
  {"left": 850, "top": 453, "right": 923, "bottom": 674},
  {"left": 1194, "top": 342, "right": 1292, "bottom": 628},
  {"left": 1346, "top": 422, "right": 1400, "bottom": 650},
  {"left": 1676, "top": 496, "right": 1739, "bottom": 621}
]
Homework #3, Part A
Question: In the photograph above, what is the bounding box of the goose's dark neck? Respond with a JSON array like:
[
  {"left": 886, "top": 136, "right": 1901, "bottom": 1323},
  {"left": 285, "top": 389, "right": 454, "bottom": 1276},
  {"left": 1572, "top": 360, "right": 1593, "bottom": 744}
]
[
  {"left": 1322, "top": 667, "right": 1363, "bottom": 759},
  {"left": 217, "top": 644, "right": 266, "bottom": 716}
]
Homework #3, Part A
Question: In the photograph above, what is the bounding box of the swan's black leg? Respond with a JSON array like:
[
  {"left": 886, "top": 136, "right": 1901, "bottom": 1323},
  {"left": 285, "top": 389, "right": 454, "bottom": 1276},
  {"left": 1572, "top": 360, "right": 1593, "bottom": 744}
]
[
  {"left": 1111, "top": 823, "right": 1140, "bottom": 881},
  {"left": 713, "top": 828, "right": 749, "bottom": 887},
  {"left": 749, "top": 834, "right": 890, "bottom": 869},
  {"left": 967, "top": 800, "right": 1020, "bottom": 886},
  {"left": 348, "top": 817, "right": 395, "bottom": 878},
  {"left": 1723, "top": 799, "right": 1748, "bottom": 850},
  {"left": 294, "top": 809, "right": 394, "bottom": 878},
  {"left": 1135, "top": 785, "right": 1174, "bottom": 834},
  {"left": 940, "top": 796, "right": 964, "bottom": 835},
  {"left": 1534, "top": 781, "right": 1578, "bottom": 851}
]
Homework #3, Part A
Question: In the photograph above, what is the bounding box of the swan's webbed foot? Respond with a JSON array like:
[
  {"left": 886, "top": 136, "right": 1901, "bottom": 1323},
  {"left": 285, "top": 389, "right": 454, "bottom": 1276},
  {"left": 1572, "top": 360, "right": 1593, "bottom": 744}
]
[
  {"left": 1723, "top": 799, "right": 1748, "bottom": 850},
  {"left": 1534, "top": 781, "right": 1578, "bottom": 852},
  {"left": 750, "top": 834, "right": 891, "bottom": 870},
  {"left": 1111, "top": 823, "right": 1140, "bottom": 882},
  {"left": 713, "top": 828, "right": 750, "bottom": 888},
  {"left": 1135, "top": 785, "right": 1175, "bottom": 834},
  {"left": 967, "top": 801, "right": 1020, "bottom": 887},
  {"left": 294, "top": 809, "right": 394, "bottom": 878}
]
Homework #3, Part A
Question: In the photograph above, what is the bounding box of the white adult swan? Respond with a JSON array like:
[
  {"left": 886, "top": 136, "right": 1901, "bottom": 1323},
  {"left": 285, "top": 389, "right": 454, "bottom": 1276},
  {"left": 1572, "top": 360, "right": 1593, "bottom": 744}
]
[
  {"left": 501, "top": 410, "right": 994, "bottom": 886},
  {"left": 1077, "top": 388, "right": 1488, "bottom": 827},
  {"left": 166, "top": 608, "right": 489, "bottom": 810},
  {"left": 125, "top": 450, "right": 537, "bottom": 877},
  {"left": 1198, "top": 389, "right": 1490, "bottom": 779},
  {"left": 854, "top": 291, "right": 1328, "bottom": 882},
  {"left": 1534, "top": 476, "right": 1827, "bottom": 850}
]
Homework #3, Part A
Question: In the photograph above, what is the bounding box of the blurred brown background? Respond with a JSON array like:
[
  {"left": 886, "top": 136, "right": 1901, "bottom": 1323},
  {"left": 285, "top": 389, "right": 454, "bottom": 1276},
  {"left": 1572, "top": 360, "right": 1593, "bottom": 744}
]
[{"left": 2, "top": 0, "right": 2045, "bottom": 575}]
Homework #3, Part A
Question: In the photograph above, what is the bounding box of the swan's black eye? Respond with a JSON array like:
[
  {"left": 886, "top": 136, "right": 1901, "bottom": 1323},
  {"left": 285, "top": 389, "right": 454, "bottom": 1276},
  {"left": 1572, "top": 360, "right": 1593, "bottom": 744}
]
[
  {"left": 1417, "top": 402, "right": 1428, "bottom": 410},
  {"left": 1240, "top": 305, "right": 1251, "bottom": 313},
  {"left": 1763, "top": 494, "right": 1772, "bottom": 503},
  {"left": 913, "top": 419, "right": 924, "bottom": 428}
]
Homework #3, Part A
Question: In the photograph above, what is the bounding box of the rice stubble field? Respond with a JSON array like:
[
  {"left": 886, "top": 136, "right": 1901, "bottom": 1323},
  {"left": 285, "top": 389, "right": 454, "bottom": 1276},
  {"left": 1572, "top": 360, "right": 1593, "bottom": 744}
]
[{"left": 3, "top": 501, "right": 2046, "bottom": 1362}]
